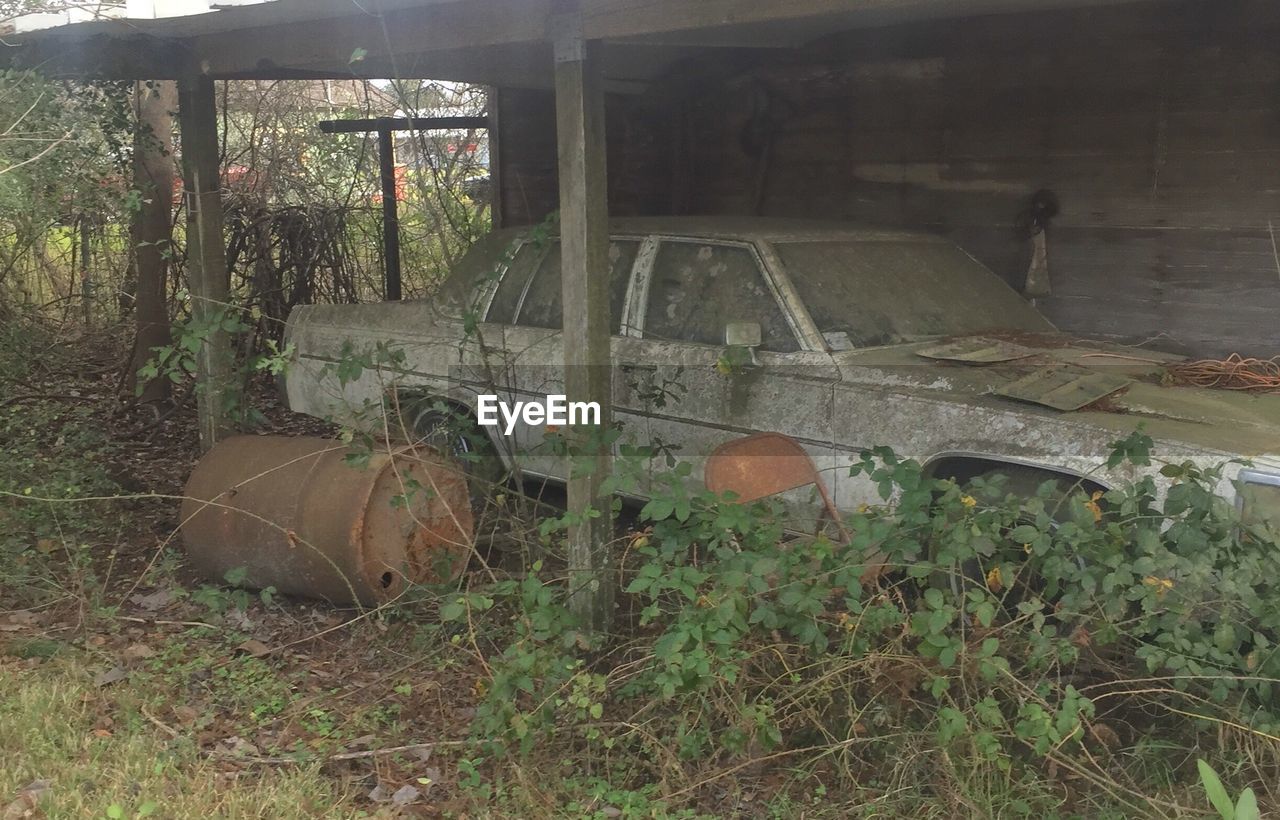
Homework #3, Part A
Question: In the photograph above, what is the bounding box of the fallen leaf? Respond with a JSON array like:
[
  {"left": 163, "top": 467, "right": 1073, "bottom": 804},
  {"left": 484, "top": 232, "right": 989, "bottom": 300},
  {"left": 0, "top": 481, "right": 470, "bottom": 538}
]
[
  {"left": 391, "top": 785, "right": 421, "bottom": 806},
  {"left": 129, "top": 589, "right": 175, "bottom": 612},
  {"left": 4, "top": 611, "right": 37, "bottom": 627},
  {"left": 220, "top": 736, "right": 259, "bottom": 757},
  {"left": 1089, "top": 722, "right": 1122, "bottom": 749},
  {"left": 236, "top": 639, "right": 271, "bottom": 658},
  {"left": 1, "top": 779, "right": 50, "bottom": 820},
  {"left": 94, "top": 666, "right": 127, "bottom": 687},
  {"left": 121, "top": 643, "right": 154, "bottom": 663}
]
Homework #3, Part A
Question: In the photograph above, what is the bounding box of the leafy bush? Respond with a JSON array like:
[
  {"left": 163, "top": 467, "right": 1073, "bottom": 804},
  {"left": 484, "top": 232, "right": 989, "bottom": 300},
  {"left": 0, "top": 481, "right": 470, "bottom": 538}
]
[{"left": 435, "top": 431, "right": 1280, "bottom": 813}]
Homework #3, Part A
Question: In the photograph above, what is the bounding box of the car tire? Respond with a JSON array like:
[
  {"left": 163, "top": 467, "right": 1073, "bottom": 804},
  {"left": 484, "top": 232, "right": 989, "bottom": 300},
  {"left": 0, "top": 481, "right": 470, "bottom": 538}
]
[
  {"left": 933, "top": 465, "right": 1094, "bottom": 618},
  {"left": 406, "top": 403, "right": 506, "bottom": 519}
]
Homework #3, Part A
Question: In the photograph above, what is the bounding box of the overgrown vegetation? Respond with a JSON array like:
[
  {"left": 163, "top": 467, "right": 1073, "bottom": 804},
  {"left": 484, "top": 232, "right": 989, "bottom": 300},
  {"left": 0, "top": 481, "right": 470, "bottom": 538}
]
[
  {"left": 0, "top": 13, "right": 1277, "bottom": 815},
  {"left": 385, "top": 422, "right": 1275, "bottom": 817},
  {"left": 5, "top": 309, "right": 1280, "bottom": 816}
]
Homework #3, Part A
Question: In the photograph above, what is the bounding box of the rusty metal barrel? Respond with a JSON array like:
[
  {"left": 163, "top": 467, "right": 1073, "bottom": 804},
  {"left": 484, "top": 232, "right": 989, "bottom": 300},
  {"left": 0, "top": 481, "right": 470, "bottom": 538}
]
[{"left": 181, "top": 435, "right": 474, "bottom": 606}]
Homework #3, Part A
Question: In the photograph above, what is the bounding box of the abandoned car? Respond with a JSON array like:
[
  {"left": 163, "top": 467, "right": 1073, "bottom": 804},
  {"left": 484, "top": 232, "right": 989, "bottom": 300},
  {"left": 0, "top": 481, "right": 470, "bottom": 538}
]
[{"left": 283, "top": 218, "right": 1280, "bottom": 532}]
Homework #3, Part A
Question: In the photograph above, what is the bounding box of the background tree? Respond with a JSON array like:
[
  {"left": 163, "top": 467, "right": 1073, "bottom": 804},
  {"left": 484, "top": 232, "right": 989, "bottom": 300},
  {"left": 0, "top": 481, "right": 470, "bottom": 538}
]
[{"left": 124, "top": 79, "right": 177, "bottom": 404}]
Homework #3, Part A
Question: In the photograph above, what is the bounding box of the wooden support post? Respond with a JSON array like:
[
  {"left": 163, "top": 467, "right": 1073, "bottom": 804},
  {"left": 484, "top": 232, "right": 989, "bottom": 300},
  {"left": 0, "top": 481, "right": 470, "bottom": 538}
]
[
  {"left": 79, "top": 216, "right": 92, "bottom": 326},
  {"left": 178, "top": 73, "right": 235, "bottom": 452},
  {"left": 553, "top": 12, "right": 614, "bottom": 631},
  {"left": 377, "top": 123, "right": 402, "bottom": 301},
  {"left": 319, "top": 116, "right": 493, "bottom": 300}
]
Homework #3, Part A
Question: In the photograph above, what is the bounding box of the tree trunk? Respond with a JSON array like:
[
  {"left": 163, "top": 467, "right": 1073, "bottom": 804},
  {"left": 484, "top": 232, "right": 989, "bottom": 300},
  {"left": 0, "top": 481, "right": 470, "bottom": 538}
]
[
  {"left": 126, "top": 80, "right": 178, "bottom": 404},
  {"left": 178, "top": 73, "right": 235, "bottom": 452}
]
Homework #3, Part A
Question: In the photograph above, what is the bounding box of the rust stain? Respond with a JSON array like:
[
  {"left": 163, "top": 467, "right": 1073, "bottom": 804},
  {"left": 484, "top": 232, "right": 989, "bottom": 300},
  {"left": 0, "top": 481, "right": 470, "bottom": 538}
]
[{"left": 181, "top": 436, "right": 473, "bottom": 606}]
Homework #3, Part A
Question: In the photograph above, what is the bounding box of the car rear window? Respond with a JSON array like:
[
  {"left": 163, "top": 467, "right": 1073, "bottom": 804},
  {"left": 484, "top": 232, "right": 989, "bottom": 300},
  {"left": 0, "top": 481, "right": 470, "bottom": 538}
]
[
  {"left": 774, "top": 240, "right": 1054, "bottom": 348},
  {"left": 486, "top": 242, "right": 545, "bottom": 324}
]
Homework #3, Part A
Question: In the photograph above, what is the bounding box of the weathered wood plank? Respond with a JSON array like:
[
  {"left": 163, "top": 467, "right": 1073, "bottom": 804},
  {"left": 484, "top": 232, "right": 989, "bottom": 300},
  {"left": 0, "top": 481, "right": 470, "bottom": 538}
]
[{"left": 554, "top": 17, "right": 615, "bottom": 631}]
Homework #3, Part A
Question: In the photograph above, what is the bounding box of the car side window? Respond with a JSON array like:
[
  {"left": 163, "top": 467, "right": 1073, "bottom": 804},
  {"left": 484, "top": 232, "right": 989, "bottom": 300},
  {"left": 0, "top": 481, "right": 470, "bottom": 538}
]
[
  {"left": 485, "top": 242, "right": 545, "bottom": 324},
  {"left": 643, "top": 241, "right": 798, "bottom": 352},
  {"left": 513, "top": 240, "right": 640, "bottom": 333}
]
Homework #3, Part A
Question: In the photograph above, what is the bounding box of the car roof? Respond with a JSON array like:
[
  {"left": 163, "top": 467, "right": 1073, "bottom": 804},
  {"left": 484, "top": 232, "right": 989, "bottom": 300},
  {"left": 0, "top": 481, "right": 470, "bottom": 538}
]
[{"left": 491, "top": 216, "right": 950, "bottom": 244}]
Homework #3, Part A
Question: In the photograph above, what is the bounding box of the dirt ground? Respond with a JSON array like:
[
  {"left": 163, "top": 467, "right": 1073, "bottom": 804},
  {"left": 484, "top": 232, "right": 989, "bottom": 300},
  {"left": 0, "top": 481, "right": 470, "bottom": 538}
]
[{"left": 0, "top": 326, "right": 517, "bottom": 818}]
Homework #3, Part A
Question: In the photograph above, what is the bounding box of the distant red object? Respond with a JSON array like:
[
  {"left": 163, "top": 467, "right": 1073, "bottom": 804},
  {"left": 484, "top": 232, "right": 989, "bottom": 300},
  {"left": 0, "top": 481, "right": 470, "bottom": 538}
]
[{"left": 372, "top": 165, "right": 408, "bottom": 204}]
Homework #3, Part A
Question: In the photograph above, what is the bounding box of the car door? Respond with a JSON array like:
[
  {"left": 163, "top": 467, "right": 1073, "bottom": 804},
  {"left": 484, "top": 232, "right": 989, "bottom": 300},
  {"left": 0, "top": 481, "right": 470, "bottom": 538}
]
[
  {"left": 621, "top": 236, "right": 841, "bottom": 525},
  {"left": 496, "top": 235, "right": 647, "bottom": 483}
]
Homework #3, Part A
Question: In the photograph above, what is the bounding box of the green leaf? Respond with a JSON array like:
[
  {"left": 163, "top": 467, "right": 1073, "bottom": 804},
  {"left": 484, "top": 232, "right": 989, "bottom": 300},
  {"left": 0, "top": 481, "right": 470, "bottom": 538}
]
[
  {"left": 939, "top": 645, "right": 957, "bottom": 669},
  {"left": 439, "top": 599, "right": 466, "bottom": 622},
  {"left": 1235, "top": 788, "right": 1259, "bottom": 820},
  {"left": 1009, "top": 524, "right": 1040, "bottom": 544},
  {"left": 1197, "top": 759, "right": 1235, "bottom": 820},
  {"left": 642, "top": 497, "right": 675, "bottom": 521}
]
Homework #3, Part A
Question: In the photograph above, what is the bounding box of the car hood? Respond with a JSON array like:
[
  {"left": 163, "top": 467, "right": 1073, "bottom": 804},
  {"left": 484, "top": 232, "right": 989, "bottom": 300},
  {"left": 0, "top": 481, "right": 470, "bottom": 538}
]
[{"left": 832, "top": 331, "right": 1280, "bottom": 458}]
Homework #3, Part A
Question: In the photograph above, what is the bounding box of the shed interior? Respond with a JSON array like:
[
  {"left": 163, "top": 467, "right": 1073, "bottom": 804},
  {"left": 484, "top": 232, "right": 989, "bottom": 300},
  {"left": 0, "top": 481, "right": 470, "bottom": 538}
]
[{"left": 8, "top": 0, "right": 1279, "bottom": 357}]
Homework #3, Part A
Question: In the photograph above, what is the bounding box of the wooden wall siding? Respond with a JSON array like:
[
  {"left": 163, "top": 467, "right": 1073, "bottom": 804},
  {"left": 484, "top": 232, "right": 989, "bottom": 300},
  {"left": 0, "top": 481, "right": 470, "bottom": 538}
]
[
  {"left": 495, "top": 88, "right": 666, "bottom": 228},
  {"left": 494, "top": 88, "right": 558, "bottom": 228},
  {"left": 495, "top": 0, "right": 1280, "bottom": 357}
]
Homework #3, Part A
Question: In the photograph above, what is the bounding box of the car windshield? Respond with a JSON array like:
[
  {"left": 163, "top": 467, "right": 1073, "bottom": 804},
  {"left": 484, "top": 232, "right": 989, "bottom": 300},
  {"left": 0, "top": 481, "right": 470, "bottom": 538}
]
[{"left": 773, "top": 240, "right": 1055, "bottom": 348}]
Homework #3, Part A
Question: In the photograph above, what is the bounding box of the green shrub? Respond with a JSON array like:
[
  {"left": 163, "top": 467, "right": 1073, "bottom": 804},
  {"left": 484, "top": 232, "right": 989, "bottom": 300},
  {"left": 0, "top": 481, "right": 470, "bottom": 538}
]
[{"left": 436, "top": 430, "right": 1280, "bottom": 813}]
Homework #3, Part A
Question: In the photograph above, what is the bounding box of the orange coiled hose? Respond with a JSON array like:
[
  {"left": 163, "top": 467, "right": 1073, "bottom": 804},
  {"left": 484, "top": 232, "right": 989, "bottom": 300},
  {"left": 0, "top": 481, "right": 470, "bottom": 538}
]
[{"left": 1169, "top": 354, "right": 1280, "bottom": 394}]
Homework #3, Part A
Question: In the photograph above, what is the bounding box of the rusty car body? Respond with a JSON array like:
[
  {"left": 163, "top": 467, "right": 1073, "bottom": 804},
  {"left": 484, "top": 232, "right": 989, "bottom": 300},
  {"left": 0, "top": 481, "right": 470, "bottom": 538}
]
[{"left": 283, "top": 218, "right": 1280, "bottom": 531}]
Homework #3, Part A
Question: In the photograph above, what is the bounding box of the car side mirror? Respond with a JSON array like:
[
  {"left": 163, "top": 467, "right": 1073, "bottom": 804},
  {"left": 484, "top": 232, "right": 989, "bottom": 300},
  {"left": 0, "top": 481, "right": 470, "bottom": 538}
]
[
  {"left": 721, "top": 321, "right": 762, "bottom": 372},
  {"left": 724, "top": 321, "right": 762, "bottom": 348}
]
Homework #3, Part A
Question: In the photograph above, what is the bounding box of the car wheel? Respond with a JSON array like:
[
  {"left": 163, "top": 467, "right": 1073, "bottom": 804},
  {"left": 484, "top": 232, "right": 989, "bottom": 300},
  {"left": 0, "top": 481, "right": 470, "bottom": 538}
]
[
  {"left": 932, "top": 465, "right": 1095, "bottom": 619},
  {"left": 407, "top": 403, "right": 506, "bottom": 518}
]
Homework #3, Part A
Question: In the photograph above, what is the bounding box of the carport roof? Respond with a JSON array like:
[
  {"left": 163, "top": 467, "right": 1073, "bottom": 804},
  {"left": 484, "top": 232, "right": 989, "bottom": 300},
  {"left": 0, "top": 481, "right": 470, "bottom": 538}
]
[{"left": 4, "top": 0, "right": 1171, "bottom": 87}]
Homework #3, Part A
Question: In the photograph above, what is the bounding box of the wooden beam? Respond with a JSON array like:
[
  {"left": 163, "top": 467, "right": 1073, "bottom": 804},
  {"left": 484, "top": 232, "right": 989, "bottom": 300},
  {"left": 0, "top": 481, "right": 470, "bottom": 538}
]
[
  {"left": 4, "top": 0, "right": 1189, "bottom": 81},
  {"left": 377, "top": 126, "right": 402, "bottom": 302},
  {"left": 489, "top": 87, "right": 505, "bottom": 229},
  {"left": 317, "top": 116, "right": 490, "bottom": 134},
  {"left": 195, "top": 0, "right": 548, "bottom": 78},
  {"left": 8, "top": 33, "right": 187, "bottom": 79},
  {"left": 189, "top": 0, "right": 1179, "bottom": 78},
  {"left": 317, "top": 117, "right": 491, "bottom": 298},
  {"left": 554, "top": 13, "right": 614, "bottom": 631},
  {"left": 177, "top": 72, "right": 235, "bottom": 452}
]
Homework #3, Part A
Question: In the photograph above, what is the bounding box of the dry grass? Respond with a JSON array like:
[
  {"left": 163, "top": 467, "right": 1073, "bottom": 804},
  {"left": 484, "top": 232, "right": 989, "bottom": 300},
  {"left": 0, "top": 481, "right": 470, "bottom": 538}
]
[{"left": 0, "top": 657, "right": 355, "bottom": 819}]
